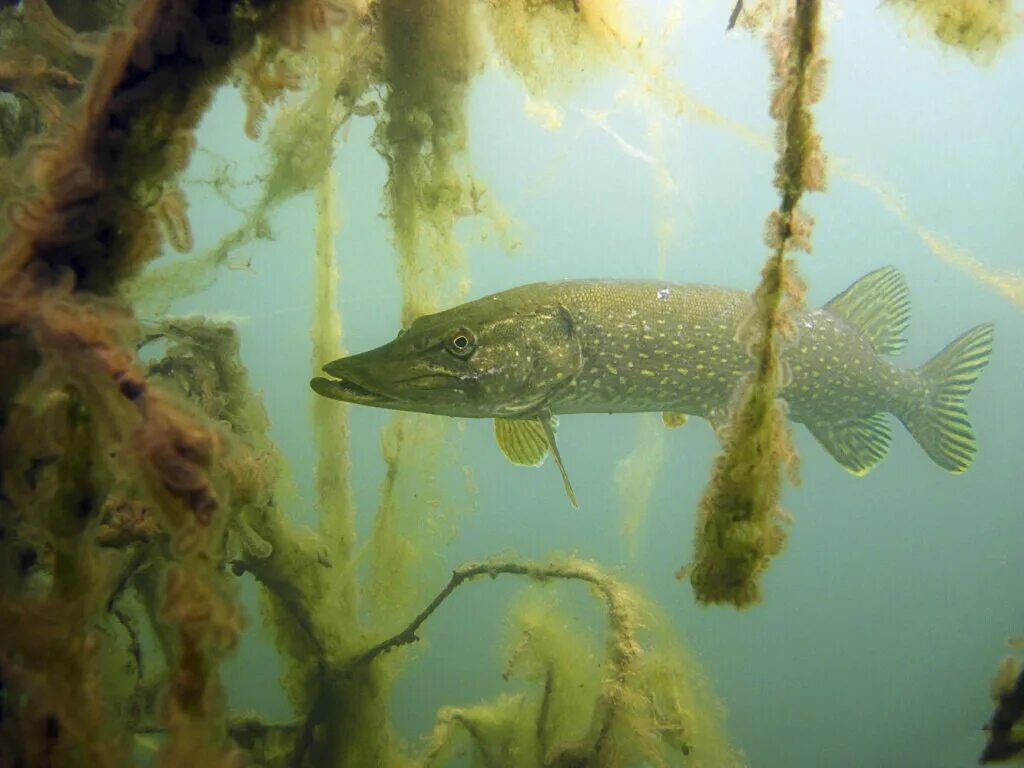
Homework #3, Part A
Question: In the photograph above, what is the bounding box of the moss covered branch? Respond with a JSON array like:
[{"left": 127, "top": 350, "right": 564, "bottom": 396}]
[
  {"left": 350, "top": 559, "right": 637, "bottom": 674},
  {"left": 0, "top": 3, "right": 311, "bottom": 765},
  {"left": 687, "top": 0, "right": 824, "bottom": 608},
  {"left": 344, "top": 557, "right": 738, "bottom": 766}
]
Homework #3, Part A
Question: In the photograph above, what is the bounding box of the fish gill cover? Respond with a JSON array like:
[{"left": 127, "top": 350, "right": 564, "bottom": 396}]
[{"left": 0, "top": 1, "right": 1018, "bottom": 767}]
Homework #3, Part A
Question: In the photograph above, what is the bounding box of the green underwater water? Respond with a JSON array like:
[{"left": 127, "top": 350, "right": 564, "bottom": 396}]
[{"left": 141, "top": 2, "right": 1024, "bottom": 766}]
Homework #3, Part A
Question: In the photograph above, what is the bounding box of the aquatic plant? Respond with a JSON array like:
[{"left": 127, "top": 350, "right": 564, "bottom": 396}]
[
  {"left": 0, "top": 2, "right": 740, "bottom": 766},
  {"left": 0, "top": 3, "right": 296, "bottom": 765},
  {"left": 0, "top": 0, "right": 1010, "bottom": 766},
  {"left": 884, "top": 0, "right": 1014, "bottom": 63},
  {"left": 354, "top": 558, "right": 740, "bottom": 767},
  {"left": 687, "top": 0, "right": 824, "bottom": 608},
  {"left": 616, "top": 413, "right": 667, "bottom": 560},
  {"left": 981, "top": 654, "right": 1024, "bottom": 763}
]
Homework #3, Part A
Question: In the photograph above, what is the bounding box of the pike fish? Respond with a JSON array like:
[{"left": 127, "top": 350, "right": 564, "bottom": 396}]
[{"left": 311, "top": 267, "right": 994, "bottom": 507}]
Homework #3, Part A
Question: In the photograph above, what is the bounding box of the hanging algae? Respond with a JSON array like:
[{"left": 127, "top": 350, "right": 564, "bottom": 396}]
[
  {"left": 364, "top": 0, "right": 483, "bottom": 632},
  {"left": 831, "top": 156, "right": 1024, "bottom": 312},
  {"left": 374, "top": 0, "right": 480, "bottom": 323},
  {"left": 242, "top": 30, "right": 400, "bottom": 768},
  {"left": 616, "top": 413, "right": 667, "bottom": 560},
  {"left": 128, "top": 4, "right": 379, "bottom": 316},
  {"left": 480, "top": 0, "right": 633, "bottom": 97},
  {"left": 308, "top": 33, "right": 357, "bottom": 626},
  {"left": 687, "top": 0, "right": 824, "bottom": 608},
  {"left": 0, "top": 1, "right": 302, "bottom": 765},
  {"left": 884, "top": 0, "right": 1014, "bottom": 63},
  {"left": 138, "top": 315, "right": 394, "bottom": 768},
  {"left": 0, "top": 380, "right": 135, "bottom": 767},
  {"left": 0, "top": 3, "right": 751, "bottom": 766},
  {"left": 364, "top": 1, "right": 661, "bottom": 625},
  {"left": 0, "top": 0, "right": 95, "bottom": 211}
]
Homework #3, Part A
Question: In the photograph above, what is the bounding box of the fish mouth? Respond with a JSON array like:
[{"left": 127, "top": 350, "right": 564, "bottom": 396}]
[
  {"left": 396, "top": 373, "right": 467, "bottom": 393},
  {"left": 310, "top": 374, "right": 395, "bottom": 405},
  {"left": 311, "top": 364, "right": 467, "bottom": 406}
]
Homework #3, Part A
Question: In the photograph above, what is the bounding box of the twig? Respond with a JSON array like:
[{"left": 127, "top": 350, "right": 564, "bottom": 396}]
[
  {"left": 349, "top": 560, "right": 599, "bottom": 669},
  {"left": 288, "top": 658, "right": 327, "bottom": 768},
  {"left": 111, "top": 607, "right": 146, "bottom": 725},
  {"left": 241, "top": 537, "right": 327, "bottom": 659},
  {"left": 537, "top": 666, "right": 554, "bottom": 757},
  {"left": 727, "top": 0, "right": 743, "bottom": 30}
]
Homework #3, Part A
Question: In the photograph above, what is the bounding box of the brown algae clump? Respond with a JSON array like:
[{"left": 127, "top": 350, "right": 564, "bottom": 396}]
[
  {"left": 885, "top": 0, "right": 1014, "bottom": 63},
  {"left": 480, "top": 0, "right": 633, "bottom": 97}
]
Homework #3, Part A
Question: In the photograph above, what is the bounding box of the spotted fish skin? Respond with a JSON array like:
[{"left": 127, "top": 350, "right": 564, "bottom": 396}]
[
  {"left": 543, "top": 279, "right": 916, "bottom": 423},
  {"left": 312, "top": 268, "right": 994, "bottom": 476}
]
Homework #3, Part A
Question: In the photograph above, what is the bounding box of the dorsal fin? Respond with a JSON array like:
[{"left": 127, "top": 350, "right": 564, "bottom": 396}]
[{"left": 824, "top": 266, "right": 910, "bottom": 356}]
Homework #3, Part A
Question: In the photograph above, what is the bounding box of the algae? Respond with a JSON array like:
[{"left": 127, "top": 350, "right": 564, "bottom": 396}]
[
  {"left": 616, "top": 413, "right": 666, "bottom": 560},
  {"left": 885, "top": 0, "right": 1013, "bottom": 63},
  {"left": 353, "top": 558, "right": 743, "bottom": 768},
  {"left": 0, "top": 1, "right": 1007, "bottom": 766},
  {"left": 687, "top": 0, "right": 823, "bottom": 608},
  {"left": 981, "top": 653, "right": 1024, "bottom": 763}
]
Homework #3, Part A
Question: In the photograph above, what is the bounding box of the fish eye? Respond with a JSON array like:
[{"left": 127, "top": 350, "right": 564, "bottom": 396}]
[{"left": 446, "top": 328, "right": 476, "bottom": 358}]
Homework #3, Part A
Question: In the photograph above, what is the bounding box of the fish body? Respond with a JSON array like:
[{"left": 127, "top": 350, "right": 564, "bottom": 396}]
[
  {"left": 519, "top": 280, "right": 908, "bottom": 423},
  {"left": 312, "top": 267, "right": 994, "bottom": 499}
]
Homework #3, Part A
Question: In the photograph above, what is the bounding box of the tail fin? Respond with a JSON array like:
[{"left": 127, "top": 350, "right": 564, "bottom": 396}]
[{"left": 901, "top": 322, "right": 994, "bottom": 473}]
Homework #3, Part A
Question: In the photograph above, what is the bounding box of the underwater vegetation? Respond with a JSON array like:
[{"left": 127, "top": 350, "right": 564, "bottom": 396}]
[
  {"left": 0, "top": 1, "right": 1017, "bottom": 767},
  {"left": 686, "top": 0, "right": 823, "bottom": 609},
  {"left": 982, "top": 655, "right": 1024, "bottom": 763},
  {"left": 884, "top": 0, "right": 1015, "bottom": 63}
]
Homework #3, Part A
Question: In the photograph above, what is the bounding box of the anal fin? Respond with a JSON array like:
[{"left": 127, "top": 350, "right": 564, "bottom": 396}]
[{"left": 805, "top": 413, "right": 891, "bottom": 476}]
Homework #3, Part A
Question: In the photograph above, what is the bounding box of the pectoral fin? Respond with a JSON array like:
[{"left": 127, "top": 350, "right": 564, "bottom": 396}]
[
  {"left": 494, "top": 417, "right": 549, "bottom": 466},
  {"left": 494, "top": 415, "right": 579, "bottom": 509},
  {"left": 805, "top": 414, "right": 891, "bottom": 476}
]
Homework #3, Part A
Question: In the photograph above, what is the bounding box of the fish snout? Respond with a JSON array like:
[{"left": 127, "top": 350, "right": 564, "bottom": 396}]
[
  {"left": 313, "top": 353, "right": 394, "bottom": 405},
  {"left": 310, "top": 376, "right": 347, "bottom": 400},
  {"left": 322, "top": 356, "right": 353, "bottom": 379}
]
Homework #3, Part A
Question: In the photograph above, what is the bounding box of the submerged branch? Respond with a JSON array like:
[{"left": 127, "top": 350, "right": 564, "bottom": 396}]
[
  {"left": 347, "top": 557, "right": 642, "bottom": 765},
  {"left": 348, "top": 559, "right": 635, "bottom": 671},
  {"left": 688, "top": 0, "right": 824, "bottom": 608},
  {"left": 727, "top": 0, "right": 744, "bottom": 30}
]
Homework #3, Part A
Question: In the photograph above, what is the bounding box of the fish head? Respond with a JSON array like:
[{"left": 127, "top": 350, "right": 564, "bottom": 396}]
[{"left": 311, "top": 292, "right": 582, "bottom": 418}]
